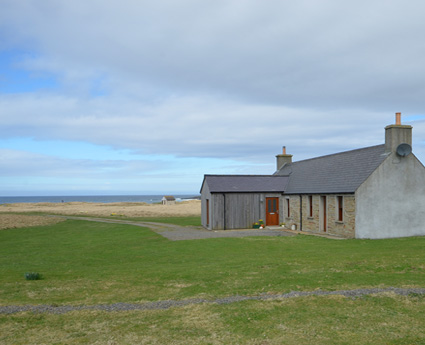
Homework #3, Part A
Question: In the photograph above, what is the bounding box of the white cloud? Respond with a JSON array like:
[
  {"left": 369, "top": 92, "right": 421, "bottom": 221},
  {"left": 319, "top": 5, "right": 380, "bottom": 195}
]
[
  {"left": 1, "top": 0, "right": 425, "bottom": 194},
  {"left": 0, "top": 147, "right": 202, "bottom": 194},
  {"left": 0, "top": 148, "right": 162, "bottom": 177},
  {"left": 2, "top": 92, "right": 410, "bottom": 163},
  {"left": 2, "top": 0, "right": 425, "bottom": 109}
]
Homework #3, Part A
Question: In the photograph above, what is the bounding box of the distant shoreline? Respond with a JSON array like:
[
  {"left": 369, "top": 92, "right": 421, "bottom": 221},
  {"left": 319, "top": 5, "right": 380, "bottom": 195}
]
[{"left": 0, "top": 194, "right": 200, "bottom": 205}]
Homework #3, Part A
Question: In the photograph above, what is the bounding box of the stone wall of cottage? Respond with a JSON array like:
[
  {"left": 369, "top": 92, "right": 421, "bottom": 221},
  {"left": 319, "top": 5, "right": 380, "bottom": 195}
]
[
  {"left": 282, "top": 195, "right": 300, "bottom": 230},
  {"left": 284, "top": 194, "right": 356, "bottom": 238},
  {"left": 326, "top": 195, "right": 356, "bottom": 238}
]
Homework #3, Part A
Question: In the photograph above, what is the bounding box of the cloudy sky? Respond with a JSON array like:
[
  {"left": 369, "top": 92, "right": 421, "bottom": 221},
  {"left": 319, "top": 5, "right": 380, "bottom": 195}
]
[{"left": 1, "top": 0, "right": 425, "bottom": 196}]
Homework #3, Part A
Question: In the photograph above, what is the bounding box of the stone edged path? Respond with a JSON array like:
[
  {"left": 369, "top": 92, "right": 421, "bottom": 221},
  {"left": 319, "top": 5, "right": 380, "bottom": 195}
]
[{"left": 1, "top": 287, "right": 424, "bottom": 314}]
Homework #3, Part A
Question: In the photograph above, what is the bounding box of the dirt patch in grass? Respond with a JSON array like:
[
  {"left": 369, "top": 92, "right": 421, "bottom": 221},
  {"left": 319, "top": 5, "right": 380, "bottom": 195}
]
[{"left": 0, "top": 214, "right": 65, "bottom": 230}]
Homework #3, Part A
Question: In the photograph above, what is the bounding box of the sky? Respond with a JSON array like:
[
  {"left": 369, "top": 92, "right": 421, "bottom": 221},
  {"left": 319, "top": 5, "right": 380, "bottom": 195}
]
[{"left": 1, "top": 0, "right": 425, "bottom": 196}]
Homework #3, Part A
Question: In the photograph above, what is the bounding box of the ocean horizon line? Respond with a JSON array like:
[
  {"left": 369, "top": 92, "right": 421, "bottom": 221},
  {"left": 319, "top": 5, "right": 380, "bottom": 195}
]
[{"left": 0, "top": 194, "right": 200, "bottom": 205}]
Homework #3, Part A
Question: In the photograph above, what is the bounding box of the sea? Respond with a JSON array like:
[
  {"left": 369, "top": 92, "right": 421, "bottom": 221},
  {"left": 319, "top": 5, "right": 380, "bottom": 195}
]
[{"left": 0, "top": 194, "right": 200, "bottom": 205}]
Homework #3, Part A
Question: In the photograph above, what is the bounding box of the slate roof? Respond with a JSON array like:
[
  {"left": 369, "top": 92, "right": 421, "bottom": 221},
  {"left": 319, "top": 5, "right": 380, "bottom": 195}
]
[
  {"left": 274, "top": 144, "right": 388, "bottom": 194},
  {"left": 202, "top": 175, "right": 289, "bottom": 193},
  {"left": 202, "top": 145, "right": 388, "bottom": 195}
]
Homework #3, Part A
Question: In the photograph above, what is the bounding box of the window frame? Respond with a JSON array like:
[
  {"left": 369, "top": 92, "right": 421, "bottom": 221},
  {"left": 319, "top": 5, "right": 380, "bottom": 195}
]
[{"left": 308, "top": 195, "right": 313, "bottom": 218}]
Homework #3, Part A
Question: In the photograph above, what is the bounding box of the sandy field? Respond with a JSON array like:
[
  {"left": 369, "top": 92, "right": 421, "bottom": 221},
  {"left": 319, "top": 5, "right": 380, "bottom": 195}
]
[
  {"left": 0, "top": 214, "right": 66, "bottom": 230},
  {"left": 0, "top": 200, "right": 201, "bottom": 230}
]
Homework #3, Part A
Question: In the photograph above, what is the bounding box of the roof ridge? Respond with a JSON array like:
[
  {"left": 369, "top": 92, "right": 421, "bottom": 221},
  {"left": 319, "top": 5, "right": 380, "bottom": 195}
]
[
  {"left": 205, "top": 174, "right": 287, "bottom": 177},
  {"left": 278, "top": 143, "right": 388, "bottom": 194},
  {"left": 290, "top": 144, "right": 385, "bottom": 165}
]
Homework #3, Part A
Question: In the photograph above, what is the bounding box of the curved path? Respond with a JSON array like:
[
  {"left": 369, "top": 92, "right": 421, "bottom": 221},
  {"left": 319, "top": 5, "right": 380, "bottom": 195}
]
[
  {"left": 1, "top": 287, "right": 424, "bottom": 314},
  {"left": 4, "top": 217, "right": 424, "bottom": 314},
  {"left": 50, "top": 215, "right": 295, "bottom": 241}
]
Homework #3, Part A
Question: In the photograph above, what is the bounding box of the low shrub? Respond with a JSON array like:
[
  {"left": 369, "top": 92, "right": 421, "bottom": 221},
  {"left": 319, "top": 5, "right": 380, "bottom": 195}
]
[{"left": 25, "top": 272, "right": 42, "bottom": 280}]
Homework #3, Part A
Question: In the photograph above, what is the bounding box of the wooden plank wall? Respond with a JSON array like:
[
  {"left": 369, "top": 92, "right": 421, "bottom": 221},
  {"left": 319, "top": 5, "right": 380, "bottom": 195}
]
[
  {"left": 200, "top": 183, "right": 211, "bottom": 229},
  {"left": 210, "top": 193, "right": 282, "bottom": 230}
]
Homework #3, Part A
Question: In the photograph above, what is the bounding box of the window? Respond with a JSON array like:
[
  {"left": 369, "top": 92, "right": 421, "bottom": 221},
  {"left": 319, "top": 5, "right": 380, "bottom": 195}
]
[
  {"left": 268, "top": 198, "right": 277, "bottom": 213},
  {"left": 337, "top": 196, "right": 343, "bottom": 222},
  {"left": 308, "top": 195, "right": 313, "bottom": 217},
  {"left": 286, "top": 198, "right": 290, "bottom": 218}
]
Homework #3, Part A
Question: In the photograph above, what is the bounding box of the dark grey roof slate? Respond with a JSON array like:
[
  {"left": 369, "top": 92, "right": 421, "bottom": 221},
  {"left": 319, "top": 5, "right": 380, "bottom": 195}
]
[
  {"left": 203, "top": 175, "right": 289, "bottom": 193},
  {"left": 274, "top": 144, "right": 388, "bottom": 194}
]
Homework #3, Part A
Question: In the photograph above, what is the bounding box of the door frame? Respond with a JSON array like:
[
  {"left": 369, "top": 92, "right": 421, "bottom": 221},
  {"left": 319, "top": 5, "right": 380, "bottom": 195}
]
[{"left": 265, "top": 197, "right": 280, "bottom": 226}]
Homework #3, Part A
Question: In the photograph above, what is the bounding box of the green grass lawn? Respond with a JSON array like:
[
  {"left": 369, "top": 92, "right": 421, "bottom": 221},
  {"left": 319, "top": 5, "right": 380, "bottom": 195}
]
[{"left": 0, "top": 218, "right": 424, "bottom": 344}]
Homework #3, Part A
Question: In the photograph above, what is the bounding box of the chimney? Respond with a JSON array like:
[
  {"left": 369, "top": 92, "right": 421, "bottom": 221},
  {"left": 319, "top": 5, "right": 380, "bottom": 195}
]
[
  {"left": 385, "top": 112, "right": 412, "bottom": 154},
  {"left": 276, "top": 146, "right": 293, "bottom": 170}
]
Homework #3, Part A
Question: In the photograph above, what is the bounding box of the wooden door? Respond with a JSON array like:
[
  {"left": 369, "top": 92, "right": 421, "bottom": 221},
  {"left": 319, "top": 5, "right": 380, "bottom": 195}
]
[{"left": 266, "top": 197, "right": 279, "bottom": 226}]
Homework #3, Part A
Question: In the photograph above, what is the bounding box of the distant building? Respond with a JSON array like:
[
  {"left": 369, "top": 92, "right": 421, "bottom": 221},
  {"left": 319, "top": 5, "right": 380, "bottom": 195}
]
[
  {"left": 162, "top": 195, "right": 176, "bottom": 205},
  {"left": 200, "top": 113, "right": 425, "bottom": 239}
]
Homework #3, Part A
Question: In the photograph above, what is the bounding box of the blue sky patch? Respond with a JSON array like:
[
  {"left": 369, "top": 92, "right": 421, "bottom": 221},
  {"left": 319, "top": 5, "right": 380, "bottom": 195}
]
[{"left": 0, "top": 50, "right": 58, "bottom": 93}]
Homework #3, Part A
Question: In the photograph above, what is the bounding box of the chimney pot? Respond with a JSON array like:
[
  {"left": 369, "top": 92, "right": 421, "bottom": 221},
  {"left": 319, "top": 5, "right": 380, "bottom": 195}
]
[
  {"left": 385, "top": 112, "right": 412, "bottom": 154},
  {"left": 396, "top": 112, "right": 401, "bottom": 125},
  {"left": 282, "top": 146, "right": 286, "bottom": 154}
]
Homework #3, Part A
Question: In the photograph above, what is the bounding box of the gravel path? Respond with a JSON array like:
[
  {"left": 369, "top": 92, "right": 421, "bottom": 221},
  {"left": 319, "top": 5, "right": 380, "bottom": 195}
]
[
  {"left": 51, "top": 215, "right": 295, "bottom": 241},
  {"left": 1, "top": 287, "right": 424, "bottom": 314}
]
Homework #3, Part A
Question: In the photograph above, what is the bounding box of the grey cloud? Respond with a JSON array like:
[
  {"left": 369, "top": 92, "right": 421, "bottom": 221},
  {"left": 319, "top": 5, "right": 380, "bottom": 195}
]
[
  {"left": 0, "top": 0, "right": 424, "bottom": 166},
  {"left": 1, "top": 93, "right": 414, "bottom": 163},
  {"left": 0, "top": 148, "right": 163, "bottom": 178},
  {"left": 0, "top": 148, "right": 215, "bottom": 194},
  {"left": 2, "top": 0, "right": 425, "bottom": 110}
]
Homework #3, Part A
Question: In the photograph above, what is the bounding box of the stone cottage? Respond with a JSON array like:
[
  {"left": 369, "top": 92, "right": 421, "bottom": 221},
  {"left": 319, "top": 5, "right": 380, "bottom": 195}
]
[{"left": 200, "top": 113, "right": 425, "bottom": 239}]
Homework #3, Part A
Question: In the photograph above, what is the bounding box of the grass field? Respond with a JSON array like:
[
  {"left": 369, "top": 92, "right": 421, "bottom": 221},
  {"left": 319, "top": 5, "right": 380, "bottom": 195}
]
[{"left": 0, "top": 217, "right": 424, "bottom": 344}]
